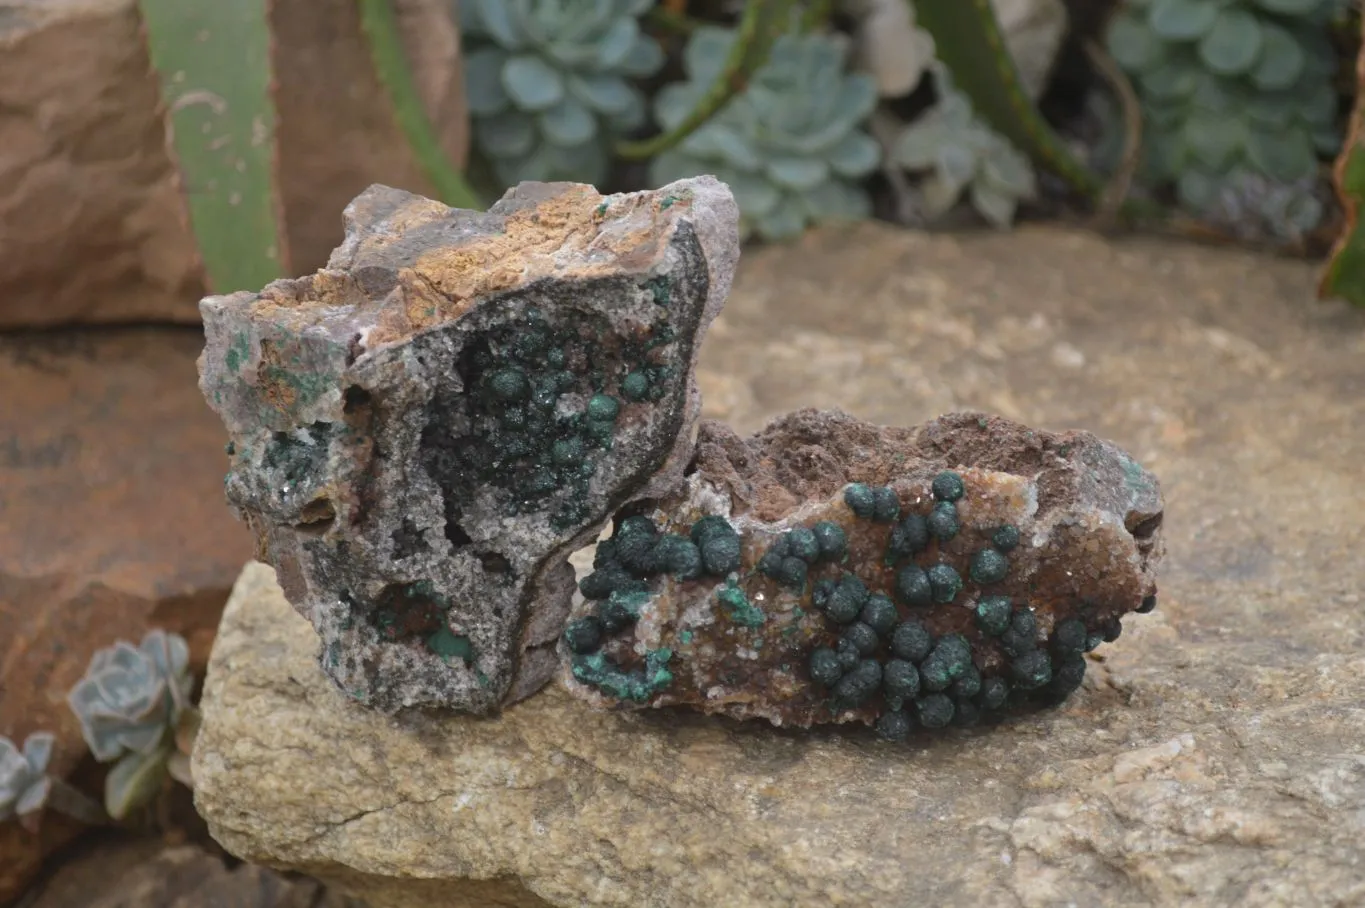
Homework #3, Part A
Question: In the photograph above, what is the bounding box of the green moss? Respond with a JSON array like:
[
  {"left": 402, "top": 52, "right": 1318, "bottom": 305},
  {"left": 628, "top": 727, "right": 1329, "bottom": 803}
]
[
  {"left": 718, "top": 582, "right": 765, "bottom": 627},
  {"left": 969, "top": 548, "right": 1010, "bottom": 585}
]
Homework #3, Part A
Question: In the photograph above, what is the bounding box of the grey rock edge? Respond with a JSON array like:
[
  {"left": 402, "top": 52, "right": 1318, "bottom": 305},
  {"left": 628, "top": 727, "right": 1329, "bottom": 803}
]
[{"left": 197, "top": 178, "right": 740, "bottom": 714}]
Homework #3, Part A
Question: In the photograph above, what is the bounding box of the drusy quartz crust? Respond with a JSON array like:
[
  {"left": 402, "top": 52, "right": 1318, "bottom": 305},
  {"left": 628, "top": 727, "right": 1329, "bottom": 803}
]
[
  {"left": 198, "top": 178, "right": 740, "bottom": 714},
  {"left": 559, "top": 410, "right": 1165, "bottom": 736}
]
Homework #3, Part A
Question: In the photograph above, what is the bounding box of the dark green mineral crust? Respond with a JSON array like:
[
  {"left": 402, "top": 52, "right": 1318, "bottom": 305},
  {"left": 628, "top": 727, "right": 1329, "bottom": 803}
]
[
  {"left": 558, "top": 410, "right": 1166, "bottom": 741},
  {"left": 197, "top": 177, "right": 741, "bottom": 715}
]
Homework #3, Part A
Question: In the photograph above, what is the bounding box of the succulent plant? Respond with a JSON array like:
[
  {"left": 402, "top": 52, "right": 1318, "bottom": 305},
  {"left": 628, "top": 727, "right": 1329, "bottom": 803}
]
[
  {"left": 891, "top": 66, "right": 1038, "bottom": 228},
  {"left": 648, "top": 27, "right": 881, "bottom": 241},
  {"left": 1104, "top": 0, "right": 1342, "bottom": 229},
  {"left": 0, "top": 733, "right": 54, "bottom": 826},
  {"left": 459, "top": 0, "right": 664, "bottom": 186},
  {"left": 67, "top": 630, "right": 192, "bottom": 763}
]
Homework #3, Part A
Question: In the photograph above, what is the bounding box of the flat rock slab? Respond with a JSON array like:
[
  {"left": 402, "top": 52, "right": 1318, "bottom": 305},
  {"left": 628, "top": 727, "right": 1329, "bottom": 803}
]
[
  {"left": 195, "top": 224, "right": 1365, "bottom": 908},
  {"left": 0, "top": 328, "right": 254, "bottom": 901}
]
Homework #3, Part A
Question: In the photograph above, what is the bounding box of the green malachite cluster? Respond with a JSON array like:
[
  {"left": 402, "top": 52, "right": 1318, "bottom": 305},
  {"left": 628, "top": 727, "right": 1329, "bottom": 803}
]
[
  {"left": 420, "top": 300, "right": 674, "bottom": 532},
  {"left": 565, "top": 512, "right": 745, "bottom": 700},
  {"left": 804, "top": 471, "right": 1117, "bottom": 740}
]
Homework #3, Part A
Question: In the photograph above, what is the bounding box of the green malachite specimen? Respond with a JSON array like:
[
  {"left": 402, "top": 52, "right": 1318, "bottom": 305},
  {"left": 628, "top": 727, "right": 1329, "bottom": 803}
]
[
  {"left": 198, "top": 177, "right": 740, "bottom": 715},
  {"left": 560, "top": 411, "right": 1165, "bottom": 738}
]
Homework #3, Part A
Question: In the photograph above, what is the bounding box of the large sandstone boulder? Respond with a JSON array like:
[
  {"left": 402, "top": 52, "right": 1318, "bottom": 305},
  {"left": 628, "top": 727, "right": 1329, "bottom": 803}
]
[
  {"left": 194, "top": 225, "right": 1365, "bottom": 908},
  {"left": 0, "top": 0, "right": 468, "bottom": 328}
]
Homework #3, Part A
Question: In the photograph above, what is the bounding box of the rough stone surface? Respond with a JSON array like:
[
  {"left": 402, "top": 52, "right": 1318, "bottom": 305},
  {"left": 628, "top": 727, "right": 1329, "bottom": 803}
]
[
  {"left": 194, "top": 224, "right": 1365, "bottom": 907},
  {"left": 562, "top": 410, "right": 1163, "bottom": 732},
  {"left": 0, "top": 329, "right": 254, "bottom": 901},
  {"left": 198, "top": 178, "right": 740, "bottom": 714},
  {"left": 0, "top": 0, "right": 468, "bottom": 328}
]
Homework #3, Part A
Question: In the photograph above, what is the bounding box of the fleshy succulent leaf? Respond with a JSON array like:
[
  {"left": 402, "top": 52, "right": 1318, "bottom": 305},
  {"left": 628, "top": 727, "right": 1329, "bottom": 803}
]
[
  {"left": 67, "top": 631, "right": 193, "bottom": 765},
  {"left": 104, "top": 746, "right": 172, "bottom": 821}
]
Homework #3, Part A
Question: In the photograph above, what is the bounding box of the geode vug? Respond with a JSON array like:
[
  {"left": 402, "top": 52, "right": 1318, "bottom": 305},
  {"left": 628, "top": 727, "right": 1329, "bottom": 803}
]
[
  {"left": 560, "top": 410, "right": 1165, "bottom": 738},
  {"left": 198, "top": 178, "right": 740, "bottom": 713}
]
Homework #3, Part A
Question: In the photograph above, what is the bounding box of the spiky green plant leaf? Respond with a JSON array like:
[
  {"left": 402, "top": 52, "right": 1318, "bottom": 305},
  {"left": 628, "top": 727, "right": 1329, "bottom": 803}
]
[{"left": 138, "top": 0, "right": 283, "bottom": 292}]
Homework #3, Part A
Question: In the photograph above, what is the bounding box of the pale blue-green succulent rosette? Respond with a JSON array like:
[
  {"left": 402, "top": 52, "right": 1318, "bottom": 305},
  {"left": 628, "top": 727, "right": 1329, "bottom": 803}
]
[
  {"left": 0, "top": 732, "right": 54, "bottom": 824},
  {"left": 461, "top": 0, "right": 665, "bottom": 186},
  {"left": 649, "top": 28, "right": 881, "bottom": 241},
  {"left": 67, "top": 629, "right": 192, "bottom": 763}
]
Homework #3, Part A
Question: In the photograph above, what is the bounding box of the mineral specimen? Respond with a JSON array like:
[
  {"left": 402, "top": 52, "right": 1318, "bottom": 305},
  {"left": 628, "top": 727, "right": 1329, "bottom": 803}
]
[
  {"left": 560, "top": 410, "right": 1165, "bottom": 735},
  {"left": 198, "top": 177, "right": 740, "bottom": 713}
]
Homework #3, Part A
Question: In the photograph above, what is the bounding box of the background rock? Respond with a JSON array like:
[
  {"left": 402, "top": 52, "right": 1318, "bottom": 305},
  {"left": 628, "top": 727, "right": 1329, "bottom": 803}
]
[
  {"left": 0, "top": 0, "right": 468, "bottom": 329},
  {"left": 0, "top": 329, "right": 253, "bottom": 900},
  {"left": 195, "top": 223, "right": 1365, "bottom": 907}
]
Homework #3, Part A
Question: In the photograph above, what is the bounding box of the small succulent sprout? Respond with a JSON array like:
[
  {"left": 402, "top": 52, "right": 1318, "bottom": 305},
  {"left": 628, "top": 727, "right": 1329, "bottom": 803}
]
[
  {"left": 650, "top": 28, "right": 881, "bottom": 241},
  {"left": 890, "top": 619, "right": 933, "bottom": 663},
  {"left": 811, "top": 521, "right": 848, "bottom": 560},
  {"left": 871, "top": 487, "right": 901, "bottom": 522},
  {"left": 785, "top": 526, "right": 821, "bottom": 563},
  {"left": 886, "top": 513, "right": 930, "bottom": 561},
  {"left": 894, "top": 564, "right": 932, "bottom": 607},
  {"left": 808, "top": 647, "right": 845, "bottom": 686},
  {"left": 1051, "top": 618, "right": 1089, "bottom": 655},
  {"left": 859, "top": 594, "right": 899, "bottom": 636},
  {"left": 1009, "top": 649, "right": 1053, "bottom": 689},
  {"left": 843, "top": 483, "right": 877, "bottom": 519},
  {"left": 1000, "top": 608, "right": 1039, "bottom": 656},
  {"left": 67, "top": 630, "right": 193, "bottom": 764},
  {"left": 931, "top": 470, "right": 965, "bottom": 502},
  {"left": 976, "top": 676, "right": 1010, "bottom": 711},
  {"left": 461, "top": 0, "right": 664, "bottom": 186},
  {"left": 918, "top": 634, "right": 974, "bottom": 692},
  {"left": 0, "top": 733, "right": 53, "bottom": 826},
  {"left": 992, "top": 525, "right": 1021, "bottom": 551},
  {"left": 1138, "top": 594, "right": 1158, "bottom": 614},
  {"left": 882, "top": 659, "right": 921, "bottom": 701},
  {"left": 831, "top": 659, "right": 882, "bottom": 708},
  {"left": 914, "top": 693, "right": 955, "bottom": 729},
  {"left": 892, "top": 65, "right": 1038, "bottom": 229},
  {"left": 586, "top": 393, "right": 621, "bottom": 422},
  {"left": 926, "top": 501, "right": 960, "bottom": 541},
  {"left": 563, "top": 617, "right": 604, "bottom": 654},
  {"left": 969, "top": 548, "right": 1010, "bottom": 585},
  {"left": 926, "top": 563, "right": 963, "bottom": 604},
  {"left": 974, "top": 596, "right": 1013, "bottom": 636},
  {"left": 825, "top": 573, "right": 869, "bottom": 624},
  {"left": 841, "top": 622, "right": 880, "bottom": 656},
  {"left": 876, "top": 710, "right": 912, "bottom": 741}
]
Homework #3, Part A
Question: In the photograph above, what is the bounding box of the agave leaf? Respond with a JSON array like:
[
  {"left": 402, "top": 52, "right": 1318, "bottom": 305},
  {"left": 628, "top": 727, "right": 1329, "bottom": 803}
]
[
  {"left": 138, "top": 0, "right": 284, "bottom": 291},
  {"left": 540, "top": 96, "right": 597, "bottom": 147},
  {"left": 1251, "top": 22, "right": 1306, "bottom": 91},
  {"left": 104, "top": 746, "right": 171, "bottom": 821},
  {"left": 969, "top": 180, "right": 1019, "bottom": 229},
  {"left": 502, "top": 55, "right": 565, "bottom": 111},
  {"left": 1198, "top": 9, "right": 1263, "bottom": 77},
  {"left": 1148, "top": 0, "right": 1220, "bottom": 41},
  {"left": 465, "top": 47, "right": 512, "bottom": 116}
]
